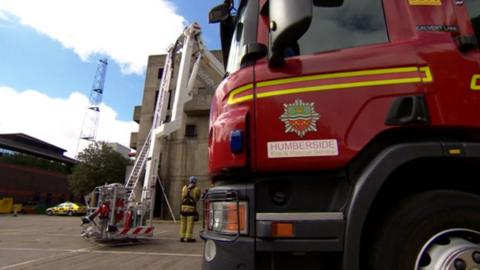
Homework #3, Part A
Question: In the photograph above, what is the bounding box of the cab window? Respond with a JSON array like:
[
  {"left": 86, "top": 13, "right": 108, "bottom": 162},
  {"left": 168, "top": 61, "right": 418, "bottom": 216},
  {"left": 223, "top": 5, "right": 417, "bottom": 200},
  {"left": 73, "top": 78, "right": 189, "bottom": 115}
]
[
  {"left": 296, "top": 0, "right": 388, "bottom": 55},
  {"left": 464, "top": 0, "right": 480, "bottom": 44},
  {"left": 224, "top": 0, "right": 258, "bottom": 73},
  {"left": 226, "top": 6, "right": 247, "bottom": 73}
]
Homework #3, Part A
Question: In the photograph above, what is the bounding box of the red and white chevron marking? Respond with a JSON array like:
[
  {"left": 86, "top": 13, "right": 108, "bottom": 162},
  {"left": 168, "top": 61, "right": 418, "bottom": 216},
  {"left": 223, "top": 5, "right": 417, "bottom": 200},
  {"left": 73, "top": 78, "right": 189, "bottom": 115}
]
[{"left": 119, "top": 226, "right": 154, "bottom": 236}]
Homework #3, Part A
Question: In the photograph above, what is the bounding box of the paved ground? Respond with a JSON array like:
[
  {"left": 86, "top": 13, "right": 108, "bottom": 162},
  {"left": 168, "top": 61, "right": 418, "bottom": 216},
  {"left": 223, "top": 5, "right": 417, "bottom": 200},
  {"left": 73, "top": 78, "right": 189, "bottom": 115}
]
[{"left": 0, "top": 215, "right": 203, "bottom": 270}]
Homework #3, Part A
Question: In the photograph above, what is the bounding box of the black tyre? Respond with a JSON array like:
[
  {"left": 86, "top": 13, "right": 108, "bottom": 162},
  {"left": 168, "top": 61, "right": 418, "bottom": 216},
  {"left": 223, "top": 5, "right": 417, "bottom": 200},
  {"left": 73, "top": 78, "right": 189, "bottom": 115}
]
[
  {"left": 46, "top": 210, "right": 53, "bottom": 216},
  {"left": 67, "top": 211, "right": 73, "bottom": 216},
  {"left": 369, "top": 190, "right": 480, "bottom": 270}
]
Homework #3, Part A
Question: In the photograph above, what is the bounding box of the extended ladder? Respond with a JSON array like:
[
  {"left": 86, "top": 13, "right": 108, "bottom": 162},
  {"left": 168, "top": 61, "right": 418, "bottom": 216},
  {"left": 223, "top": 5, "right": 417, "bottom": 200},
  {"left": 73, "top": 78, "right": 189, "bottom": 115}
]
[
  {"left": 125, "top": 44, "right": 176, "bottom": 203},
  {"left": 129, "top": 22, "right": 224, "bottom": 226}
]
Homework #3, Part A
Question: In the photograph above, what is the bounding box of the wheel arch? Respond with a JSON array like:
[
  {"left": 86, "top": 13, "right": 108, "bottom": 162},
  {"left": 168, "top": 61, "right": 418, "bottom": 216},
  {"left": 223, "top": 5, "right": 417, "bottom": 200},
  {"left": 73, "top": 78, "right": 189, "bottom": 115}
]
[{"left": 342, "top": 141, "right": 480, "bottom": 270}]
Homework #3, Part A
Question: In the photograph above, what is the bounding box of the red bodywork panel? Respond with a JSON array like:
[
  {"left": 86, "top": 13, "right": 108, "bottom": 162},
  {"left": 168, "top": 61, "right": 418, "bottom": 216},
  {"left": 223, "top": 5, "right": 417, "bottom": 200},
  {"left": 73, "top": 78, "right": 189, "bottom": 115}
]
[
  {"left": 209, "top": 66, "right": 255, "bottom": 173},
  {"left": 208, "top": 0, "right": 480, "bottom": 175}
]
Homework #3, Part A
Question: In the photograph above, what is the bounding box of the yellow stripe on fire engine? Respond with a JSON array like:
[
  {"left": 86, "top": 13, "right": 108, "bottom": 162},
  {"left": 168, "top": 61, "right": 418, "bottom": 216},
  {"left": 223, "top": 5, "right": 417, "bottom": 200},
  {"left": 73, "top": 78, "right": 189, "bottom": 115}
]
[
  {"left": 227, "top": 66, "right": 433, "bottom": 105},
  {"left": 256, "top": 77, "right": 422, "bottom": 99},
  {"left": 408, "top": 0, "right": 442, "bottom": 6},
  {"left": 227, "top": 83, "right": 254, "bottom": 105},
  {"left": 419, "top": 66, "right": 433, "bottom": 82},
  {"left": 471, "top": 75, "right": 480, "bottom": 91},
  {"left": 256, "top": 66, "right": 420, "bottom": 88}
]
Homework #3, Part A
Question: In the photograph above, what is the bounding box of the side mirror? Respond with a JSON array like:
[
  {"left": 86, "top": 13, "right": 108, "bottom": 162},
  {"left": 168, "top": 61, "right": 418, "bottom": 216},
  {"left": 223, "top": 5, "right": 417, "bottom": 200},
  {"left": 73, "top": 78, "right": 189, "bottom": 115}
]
[
  {"left": 209, "top": 3, "right": 230, "bottom": 24},
  {"left": 269, "top": 0, "right": 312, "bottom": 67},
  {"left": 313, "top": 0, "right": 343, "bottom": 7}
]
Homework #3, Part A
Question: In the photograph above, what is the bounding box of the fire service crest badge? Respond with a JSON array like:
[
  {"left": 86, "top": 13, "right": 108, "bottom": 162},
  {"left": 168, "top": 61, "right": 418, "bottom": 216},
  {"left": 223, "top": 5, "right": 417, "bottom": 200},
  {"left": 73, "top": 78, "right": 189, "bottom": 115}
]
[{"left": 280, "top": 99, "right": 320, "bottom": 137}]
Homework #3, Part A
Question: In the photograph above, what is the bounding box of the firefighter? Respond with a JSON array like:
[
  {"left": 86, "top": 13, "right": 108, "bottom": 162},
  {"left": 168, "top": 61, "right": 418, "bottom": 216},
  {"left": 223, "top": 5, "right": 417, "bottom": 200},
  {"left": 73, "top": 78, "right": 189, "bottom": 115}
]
[{"left": 179, "top": 176, "right": 201, "bottom": 242}]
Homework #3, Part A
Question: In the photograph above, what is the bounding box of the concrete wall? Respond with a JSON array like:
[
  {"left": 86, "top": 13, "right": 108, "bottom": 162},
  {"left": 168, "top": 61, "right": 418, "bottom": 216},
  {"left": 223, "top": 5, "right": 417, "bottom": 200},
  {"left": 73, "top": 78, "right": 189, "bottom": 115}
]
[
  {"left": 159, "top": 115, "right": 210, "bottom": 218},
  {"left": 132, "top": 55, "right": 166, "bottom": 150}
]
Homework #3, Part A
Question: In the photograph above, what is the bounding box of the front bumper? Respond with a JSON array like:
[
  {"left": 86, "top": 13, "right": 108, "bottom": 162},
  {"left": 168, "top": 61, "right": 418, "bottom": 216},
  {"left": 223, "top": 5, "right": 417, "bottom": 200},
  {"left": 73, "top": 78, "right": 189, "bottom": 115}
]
[
  {"left": 201, "top": 179, "right": 346, "bottom": 269},
  {"left": 201, "top": 232, "right": 255, "bottom": 270},
  {"left": 201, "top": 232, "right": 344, "bottom": 270}
]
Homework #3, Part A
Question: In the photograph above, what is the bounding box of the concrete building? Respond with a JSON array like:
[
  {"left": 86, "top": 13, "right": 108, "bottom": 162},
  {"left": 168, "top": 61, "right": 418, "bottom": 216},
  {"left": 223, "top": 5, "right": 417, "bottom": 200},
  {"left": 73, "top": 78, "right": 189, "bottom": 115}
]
[
  {"left": 106, "top": 142, "right": 131, "bottom": 159},
  {"left": 130, "top": 51, "right": 223, "bottom": 218}
]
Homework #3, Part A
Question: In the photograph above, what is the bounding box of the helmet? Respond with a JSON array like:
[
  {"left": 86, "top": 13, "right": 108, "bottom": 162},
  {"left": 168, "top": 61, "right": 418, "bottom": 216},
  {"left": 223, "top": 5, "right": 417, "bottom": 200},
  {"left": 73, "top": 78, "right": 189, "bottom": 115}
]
[{"left": 189, "top": 176, "right": 197, "bottom": 184}]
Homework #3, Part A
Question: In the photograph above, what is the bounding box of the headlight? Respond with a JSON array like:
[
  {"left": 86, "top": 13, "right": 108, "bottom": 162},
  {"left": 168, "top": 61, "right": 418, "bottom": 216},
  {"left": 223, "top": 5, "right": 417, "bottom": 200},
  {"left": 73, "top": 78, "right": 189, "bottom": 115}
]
[
  {"left": 204, "top": 240, "right": 216, "bottom": 262},
  {"left": 206, "top": 201, "right": 248, "bottom": 235}
]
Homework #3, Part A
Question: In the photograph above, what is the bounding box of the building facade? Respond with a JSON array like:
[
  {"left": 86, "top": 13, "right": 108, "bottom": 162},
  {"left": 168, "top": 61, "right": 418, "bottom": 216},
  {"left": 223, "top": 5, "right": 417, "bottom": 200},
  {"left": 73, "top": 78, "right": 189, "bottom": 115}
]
[
  {"left": 130, "top": 51, "right": 223, "bottom": 219},
  {"left": 106, "top": 142, "right": 131, "bottom": 159},
  {"left": 0, "top": 133, "right": 78, "bottom": 209}
]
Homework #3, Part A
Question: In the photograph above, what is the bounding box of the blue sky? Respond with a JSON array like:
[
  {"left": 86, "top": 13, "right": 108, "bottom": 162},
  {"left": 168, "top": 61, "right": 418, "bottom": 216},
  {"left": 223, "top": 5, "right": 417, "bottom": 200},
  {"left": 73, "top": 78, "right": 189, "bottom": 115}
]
[{"left": 0, "top": 0, "right": 222, "bottom": 157}]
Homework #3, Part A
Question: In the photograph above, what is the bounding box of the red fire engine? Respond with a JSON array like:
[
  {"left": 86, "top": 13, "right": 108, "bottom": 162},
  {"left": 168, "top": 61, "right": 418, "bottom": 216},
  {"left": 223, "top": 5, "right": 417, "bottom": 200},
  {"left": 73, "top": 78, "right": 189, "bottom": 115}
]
[{"left": 201, "top": 0, "right": 480, "bottom": 269}]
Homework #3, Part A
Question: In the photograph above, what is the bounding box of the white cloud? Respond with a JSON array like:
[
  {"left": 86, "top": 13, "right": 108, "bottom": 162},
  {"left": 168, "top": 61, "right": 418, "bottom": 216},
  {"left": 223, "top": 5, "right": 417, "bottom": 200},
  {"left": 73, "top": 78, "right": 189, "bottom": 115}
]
[
  {"left": 0, "top": 0, "right": 186, "bottom": 74},
  {"left": 0, "top": 86, "right": 138, "bottom": 158},
  {"left": 0, "top": 10, "right": 8, "bottom": 21}
]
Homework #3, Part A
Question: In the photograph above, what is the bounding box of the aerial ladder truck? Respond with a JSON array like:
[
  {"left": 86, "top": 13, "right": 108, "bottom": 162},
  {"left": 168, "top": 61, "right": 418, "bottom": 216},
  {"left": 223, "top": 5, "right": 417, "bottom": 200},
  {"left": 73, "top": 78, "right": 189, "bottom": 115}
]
[{"left": 80, "top": 23, "right": 224, "bottom": 241}]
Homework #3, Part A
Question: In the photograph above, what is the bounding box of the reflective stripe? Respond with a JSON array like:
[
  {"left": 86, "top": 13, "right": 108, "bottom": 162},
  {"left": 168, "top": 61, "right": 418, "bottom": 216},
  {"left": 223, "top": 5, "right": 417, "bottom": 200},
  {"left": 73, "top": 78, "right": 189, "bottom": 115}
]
[
  {"left": 471, "top": 74, "right": 480, "bottom": 90},
  {"left": 256, "top": 212, "right": 344, "bottom": 221},
  {"left": 119, "top": 227, "right": 154, "bottom": 235},
  {"left": 257, "top": 66, "right": 420, "bottom": 88},
  {"left": 132, "top": 228, "right": 143, "bottom": 235},
  {"left": 227, "top": 66, "right": 433, "bottom": 105},
  {"left": 419, "top": 66, "right": 433, "bottom": 82},
  {"left": 227, "top": 83, "right": 254, "bottom": 105},
  {"left": 257, "top": 77, "right": 422, "bottom": 99},
  {"left": 408, "top": 0, "right": 442, "bottom": 6}
]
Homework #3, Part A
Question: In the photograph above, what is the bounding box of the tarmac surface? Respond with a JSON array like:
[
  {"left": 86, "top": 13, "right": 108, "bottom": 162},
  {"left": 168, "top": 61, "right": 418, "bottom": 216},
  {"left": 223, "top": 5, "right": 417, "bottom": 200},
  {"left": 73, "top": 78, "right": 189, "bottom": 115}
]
[{"left": 0, "top": 215, "right": 203, "bottom": 270}]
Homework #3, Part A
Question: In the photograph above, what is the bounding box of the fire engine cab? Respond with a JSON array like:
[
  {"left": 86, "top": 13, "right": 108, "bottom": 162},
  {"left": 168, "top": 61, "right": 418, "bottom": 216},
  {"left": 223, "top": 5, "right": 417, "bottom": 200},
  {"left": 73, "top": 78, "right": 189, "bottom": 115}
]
[{"left": 202, "top": 0, "right": 480, "bottom": 269}]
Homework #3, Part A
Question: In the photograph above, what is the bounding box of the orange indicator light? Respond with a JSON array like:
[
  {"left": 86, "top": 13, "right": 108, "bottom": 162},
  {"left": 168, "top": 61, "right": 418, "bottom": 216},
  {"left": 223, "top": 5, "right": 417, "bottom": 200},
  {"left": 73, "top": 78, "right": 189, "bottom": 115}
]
[{"left": 271, "top": 223, "right": 294, "bottom": 238}]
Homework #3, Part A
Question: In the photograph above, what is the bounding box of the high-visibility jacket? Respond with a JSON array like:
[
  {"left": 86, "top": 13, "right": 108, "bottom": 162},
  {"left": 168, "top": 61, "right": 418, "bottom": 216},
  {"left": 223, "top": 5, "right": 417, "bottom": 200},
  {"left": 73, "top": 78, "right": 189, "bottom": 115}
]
[{"left": 180, "top": 185, "right": 201, "bottom": 216}]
